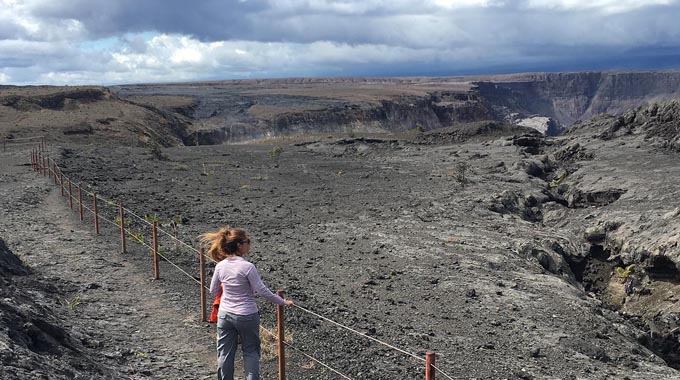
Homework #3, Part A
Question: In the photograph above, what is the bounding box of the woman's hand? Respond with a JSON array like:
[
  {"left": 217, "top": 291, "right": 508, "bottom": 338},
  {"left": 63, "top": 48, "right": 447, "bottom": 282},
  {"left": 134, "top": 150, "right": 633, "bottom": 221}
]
[{"left": 284, "top": 299, "right": 295, "bottom": 306}]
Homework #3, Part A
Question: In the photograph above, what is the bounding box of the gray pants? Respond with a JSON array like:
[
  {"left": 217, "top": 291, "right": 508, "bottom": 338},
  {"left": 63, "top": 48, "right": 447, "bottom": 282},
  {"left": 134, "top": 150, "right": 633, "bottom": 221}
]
[{"left": 216, "top": 311, "right": 261, "bottom": 380}]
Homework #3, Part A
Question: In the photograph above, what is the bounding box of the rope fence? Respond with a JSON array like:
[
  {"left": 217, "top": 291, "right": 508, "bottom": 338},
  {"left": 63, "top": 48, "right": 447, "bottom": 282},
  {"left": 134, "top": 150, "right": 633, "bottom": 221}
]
[
  {"left": 4, "top": 136, "right": 46, "bottom": 152},
  {"left": 28, "top": 142, "right": 457, "bottom": 380}
]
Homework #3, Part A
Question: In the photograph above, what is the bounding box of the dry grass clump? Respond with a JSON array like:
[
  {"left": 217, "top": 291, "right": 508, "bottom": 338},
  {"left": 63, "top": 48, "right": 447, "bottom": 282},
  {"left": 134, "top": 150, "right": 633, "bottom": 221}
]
[{"left": 260, "top": 325, "right": 293, "bottom": 360}]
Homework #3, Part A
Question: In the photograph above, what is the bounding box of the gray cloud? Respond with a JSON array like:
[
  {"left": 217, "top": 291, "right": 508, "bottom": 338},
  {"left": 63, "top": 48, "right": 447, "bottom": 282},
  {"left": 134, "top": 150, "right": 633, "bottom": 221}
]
[{"left": 1, "top": 0, "right": 680, "bottom": 84}]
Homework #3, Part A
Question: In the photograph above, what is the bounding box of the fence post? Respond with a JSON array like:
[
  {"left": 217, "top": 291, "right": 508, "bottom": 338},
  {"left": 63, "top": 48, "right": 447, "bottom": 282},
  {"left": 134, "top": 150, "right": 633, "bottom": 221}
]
[
  {"left": 152, "top": 221, "right": 159, "bottom": 280},
  {"left": 59, "top": 170, "right": 64, "bottom": 196},
  {"left": 425, "top": 351, "right": 435, "bottom": 380},
  {"left": 119, "top": 201, "right": 126, "bottom": 254},
  {"left": 93, "top": 193, "right": 99, "bottom": 234},
  {"left": 47, "top": 158, "right": 52, "bottom": 179},
  {"left": 53, "top": 161, "right": 57, "bottom": 185},
  {"left": 77, "top": 185, "right": 83, "bottom": 221},
  {"left": 277, "top": 289, "right": 286, "bottom": 380},
  {"left": 68, "top": 179, "right": 73, "bottom": 209},
  {"left": 43, "top": 156, "right": 47, "bottom": 177},
  {"left": 199, "top": 247, "right": 206, "bottom": 322}
]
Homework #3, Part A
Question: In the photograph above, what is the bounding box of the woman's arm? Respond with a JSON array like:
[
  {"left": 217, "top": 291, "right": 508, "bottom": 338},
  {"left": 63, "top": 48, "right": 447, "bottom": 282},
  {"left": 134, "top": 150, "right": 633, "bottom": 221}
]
[
  {"left": 246, "top": 265, "right": 286, "bottom": 305},
  {"left": 210, "top": 266, "right": 221, "bottom": 297}
]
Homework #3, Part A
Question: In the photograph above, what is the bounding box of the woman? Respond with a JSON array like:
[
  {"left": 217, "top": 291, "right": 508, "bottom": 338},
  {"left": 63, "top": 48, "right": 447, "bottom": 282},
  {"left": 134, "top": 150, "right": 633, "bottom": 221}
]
[{"left": 202, "top": 227, "right": 293, "bottom": 380}]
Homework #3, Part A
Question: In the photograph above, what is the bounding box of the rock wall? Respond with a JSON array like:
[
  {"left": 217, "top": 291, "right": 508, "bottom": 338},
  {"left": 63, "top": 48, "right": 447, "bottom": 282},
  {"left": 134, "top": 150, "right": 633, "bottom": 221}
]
[
  {"left": 190, "top": 93, "right": 491, "bottom": 144},
  {"left": 113, "top": 71, "right": 680, "bottom": 144},
  {"left": 476, "top": 71, "right": 680, "bottom": 126}
]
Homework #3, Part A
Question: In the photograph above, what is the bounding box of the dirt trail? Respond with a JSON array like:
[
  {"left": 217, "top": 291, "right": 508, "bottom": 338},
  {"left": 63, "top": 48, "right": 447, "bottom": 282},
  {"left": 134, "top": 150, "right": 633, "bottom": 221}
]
[{"left": 1, "top": 147, "right": 218, "bottom": 379}]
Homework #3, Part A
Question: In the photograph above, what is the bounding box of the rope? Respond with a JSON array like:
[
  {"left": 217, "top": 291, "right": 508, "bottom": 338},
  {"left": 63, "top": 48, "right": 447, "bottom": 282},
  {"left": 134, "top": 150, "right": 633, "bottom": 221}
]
[
  {"left": 156, "top": 226, "right": 198, "bottom": 254},
  {"left": 123, "top": 206, "right": 153, "bottom": 227},
  {"left": 155, "top": 250, "right": 203, "bottom": 286},
  {"left": 291, "top": 304, "right": 425, "bottom": 363},
  {"left": 54, "top": 167, "right": 213, "bottom": 266},
  {"left": 431, "top": 364, "right": 457, "bottom": 380},
  {"left": 155, "top": 225, "right": 216, "bottom": 263},
  {"left": 283, "top": 341, "right": 355, "bottom": 380},
  {"left": 49, "top": 160, "right": 212, "bottom": 264},
  {"left": 5, "top": 135, "right": 44, "bottom": 141},
  {"left": 259, "top": 326, "right": 355, "bottom": 380},
  {"left": 46, "top": 156, "right": 461, "bottom": 380},
  {"left": 4, "top": 141, "right": 43, "bottom": 146},
  {"left": 97, "top": 212, "right": 204, "bottom": 287}
]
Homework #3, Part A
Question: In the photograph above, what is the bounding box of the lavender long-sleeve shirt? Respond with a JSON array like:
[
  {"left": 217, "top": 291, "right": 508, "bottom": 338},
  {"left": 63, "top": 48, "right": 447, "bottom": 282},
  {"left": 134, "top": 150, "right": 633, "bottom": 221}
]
[{"left": 210, "top": 256, "right": 285, "bottom": 315}]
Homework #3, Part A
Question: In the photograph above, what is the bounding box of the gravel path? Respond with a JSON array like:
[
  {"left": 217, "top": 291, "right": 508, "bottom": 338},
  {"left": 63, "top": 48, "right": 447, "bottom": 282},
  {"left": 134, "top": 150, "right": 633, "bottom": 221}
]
[{"left": 1, "top": 146, "right": 217, "bottom": 379}]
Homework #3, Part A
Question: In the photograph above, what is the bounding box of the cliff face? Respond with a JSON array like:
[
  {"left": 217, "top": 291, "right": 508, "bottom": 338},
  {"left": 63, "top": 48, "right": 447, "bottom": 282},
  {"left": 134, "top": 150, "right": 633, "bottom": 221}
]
[
  {"left": 476, "top": 71, "right": 680, "bottom": 126},
  {"left": 110, "top": 71, "right": 680, "bottom": 144},
  {"left": 190, "top": 93, "right": 492, "bottom": 144}
]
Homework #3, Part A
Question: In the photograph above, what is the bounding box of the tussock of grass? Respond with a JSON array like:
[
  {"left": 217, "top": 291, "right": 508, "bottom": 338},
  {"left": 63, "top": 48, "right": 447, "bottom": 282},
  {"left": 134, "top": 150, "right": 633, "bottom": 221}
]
[{"left": 260, "top": 326, "right": 293, "bottom": 361}]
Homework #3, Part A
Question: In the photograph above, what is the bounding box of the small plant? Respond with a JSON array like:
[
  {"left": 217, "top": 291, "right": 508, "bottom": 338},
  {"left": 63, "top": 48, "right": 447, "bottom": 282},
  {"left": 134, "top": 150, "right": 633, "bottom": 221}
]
[
  {"left": 615, "top": 264, "right": 635, "bottom": 279},
  {"left": 348, "top": 131, "right": 356, "bottom": 138},
  {"left": 415, "top": 123, "right": 425, "bottom": 133},
  {"left": 115, "top": 216, "right": 130, "bottom": 229},
  {"left": 144, "top": 213, "right": 160, "bottom": 224},
  {"left": 201, "top": 163, "right": 215, "bottom": 176},
  {"left": 269, "top": 146, "right": 283, "bottom": 160},
  {"left": 63, "top": 294, "right": 81, "bottom": 311},
  {"left": 550, "top": 172, "right": 569, "bottom": 188},
  {"left": 453, "top": 162, "right": 470, "bottom": 186},
  {"left": 241, "top": 184, "right": 250, "bottom": 190},
  {"left": 130, "top": 229, "right": 145, "bottom": 244},
  {"left": 337, "top": 169, "right": 345, "bottom": 175},
  {"left": 168, "top": 215, "right": 183, "bottom": 247}
]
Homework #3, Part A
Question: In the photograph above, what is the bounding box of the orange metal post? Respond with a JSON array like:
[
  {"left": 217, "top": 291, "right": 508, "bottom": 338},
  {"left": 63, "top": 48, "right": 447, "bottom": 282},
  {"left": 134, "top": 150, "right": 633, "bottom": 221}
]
[
  {"left": 68, "top": 179, "right": 73, "bottom": 209},
  {"left": 119, "top": 201, "right": 126, "bottom": 254},
  {"left": 199, "top": 247, "right": 206, "bottom": 322},
  {"left": 59, "top": 170, "right": 64, "bottom": 196},
  {"left": 425, "top": 352, "right": 435, "bottom": 380},
  {"left": 77, "top": 185, "right": 83, "bottom": 221},
  {"left": 93, "top": 193, "right": 99, "bottom": 234},
  {"left": 277, "top": 289, "right": 286, "bottom": 380},
  {"left": 152, "top": 221, "right": 159, "bottom": 280}
]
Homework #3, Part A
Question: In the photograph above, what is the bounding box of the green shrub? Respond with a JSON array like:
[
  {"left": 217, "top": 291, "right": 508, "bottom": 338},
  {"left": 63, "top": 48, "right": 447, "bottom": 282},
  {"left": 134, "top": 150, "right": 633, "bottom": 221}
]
[
  {"left": 615, "top": 264, "right": 635, "bottom": 279},
  {"left": 269, "top": 146, "right": 283, "bottom": 160}
]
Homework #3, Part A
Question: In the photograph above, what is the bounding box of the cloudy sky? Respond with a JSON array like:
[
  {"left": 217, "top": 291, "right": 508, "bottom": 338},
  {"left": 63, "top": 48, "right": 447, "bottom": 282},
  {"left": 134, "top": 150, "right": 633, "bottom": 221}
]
[{"left": 1, "top": 0, "right": 680, "bottom": 85}]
